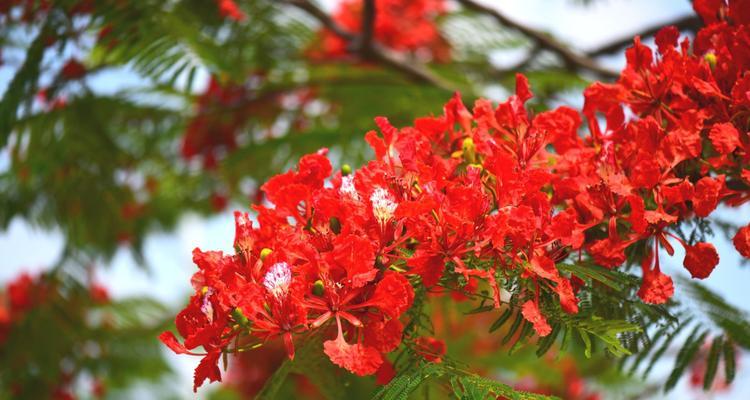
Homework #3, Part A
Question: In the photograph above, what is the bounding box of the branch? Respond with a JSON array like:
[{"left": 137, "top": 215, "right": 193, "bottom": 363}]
[
  {"left": 456, "top": 0, "right": 618, "bottom": 80},
  {"left": 585, "top": 14, "right": 701, "bottom": 57},
  {"left": 360, "top": 0, "right": 376, "bottom": 53},
  {"left": 284, "top": 0, "right": 355, "bottom": 41},
  {"left": 282, "top": 0, "right": 456, "bottom": 92}
]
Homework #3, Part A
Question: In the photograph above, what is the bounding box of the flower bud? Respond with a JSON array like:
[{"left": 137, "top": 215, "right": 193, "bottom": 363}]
[
  {"left": 231, "top": 307, "right": 250, "bottom": 327},
  {"left": 312, "top": 279, "right": 325, "bottom": 296},
  {"left": 329, "top": 217, "right": 341, "bottom": 234},
  {"left": 704, "top": 53, "right": 717, "bottom": 69},
  {"left": 260, "top": 248, "right": 273, "bottom": 260},
  {"left": 341, "top": 164, "right": 352, "bottom": 176},
  {"left": 462, "top": 137, "right": 476, "bottom": 163}
]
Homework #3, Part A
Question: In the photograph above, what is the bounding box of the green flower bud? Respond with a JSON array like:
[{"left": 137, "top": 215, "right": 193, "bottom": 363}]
[
  {"left": 462, "top": 137, "right": 476, "bottom": 163},
  {"left": 342, "top": 164, "right": 352, "bottom": 176},
  {"left": 312, "top": 279, "right": 325, "bottom": 296},
  {"left": 231, "top": 307, "right": 250, "bottom": 327},
  {"left": 704, "top": 53, "right": 717, "bottom": 69},
  {"left": 329, "top": 217, "right": 341, "bottom": 234},
  {"left": 260, "top": 248, "right": 273, "bottom": 260}
]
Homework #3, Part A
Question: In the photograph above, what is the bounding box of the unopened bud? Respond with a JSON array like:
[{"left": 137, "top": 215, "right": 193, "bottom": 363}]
[
  {"left": 341, "top": 164, "right": 352, "bottom": 176},
  {"left": 462, "top": 137, "right": 476, "bottom": 163},
  {"left": 704, "top": 53, "right": 717, "bottom": 69},
  {"left": 329, "top": 217, "right": 341, "bottom": 234},
  {"left": 232, "top": 307, "right": 250, "bottom": 327},
  {"left": 312, "top": 280, "right": 325, "bottom": 296},
  {"left": 260, "top": 248, "right": 273, "bottom": 260}
]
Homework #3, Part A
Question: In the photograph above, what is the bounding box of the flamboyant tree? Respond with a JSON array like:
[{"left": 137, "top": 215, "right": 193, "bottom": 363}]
[{"left": 2, "top": 0, "right": 750, "bottom": 399}]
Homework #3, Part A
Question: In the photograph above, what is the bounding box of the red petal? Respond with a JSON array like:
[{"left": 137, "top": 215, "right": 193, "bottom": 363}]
[
  {"left": 655, "top": 26, "right": 679, "bottom": 53},
  {"left": 375, "top": 360, "right": 396, "bottom": 385},
  {"left": 734, "top": 225, "right": 750, "bottom": 258},
  {"left": 159, "top": 331, "right": 190, "bottom": 355},
  {"left": 370, "top": 272, "right": 414, "bottom": 319},
  {"left": 364, "top": 318, "right": 404, "bottom": 353},
  {"left": 332, "top": 234, "right": 377, "bottom": 287},
  {"left": 407, "top": 251, "right": 445, "bottom": 288},
  {"left": 193, "top": 350, "right": 222, "bottom": 392},
  {"left": 414, "top": 336, "right": 446, "bottom": 363},
  {"left": 521, "top": 300, "right": 552, "bottom": 337},
  {"left": 556, "top": 278, "right": 579, "bottom": 314},
  {"left": 638, "top": 270, "right": 674, "bottom": 305},
  {"left": 708, "top": 123, "right": 741, "bottom": 155},
  {"left": 515, "top": 73, "right": 533, "bottom": 103},
  {"left": 683, "top": 242, "right": 719, "bottom": 279},
  {"left": 365, "top": 130, "right": 388, "bottom": 160},
  {"left": 693, "top": 176, "right": 724, "bottom": 218},
  {"left": 323, "top": 337, "right": 383, "bottom": 376}
]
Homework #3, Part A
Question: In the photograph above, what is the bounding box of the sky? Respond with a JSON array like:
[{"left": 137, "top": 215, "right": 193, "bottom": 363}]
[{"left": 1, "top": 0, "right": 749, "bottom": 398}]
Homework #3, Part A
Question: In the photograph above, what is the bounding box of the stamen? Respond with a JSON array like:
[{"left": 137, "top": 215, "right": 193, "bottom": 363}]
[
  {"left": 263, "top": 262, "right": 292, "bottom": 298},
  {"left": 370, "top": 186, "right": 397, "bottom": 226}
]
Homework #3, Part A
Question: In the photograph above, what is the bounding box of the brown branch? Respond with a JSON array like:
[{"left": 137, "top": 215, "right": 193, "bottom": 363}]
[
  {"left": 284, "top": 0, "right": 355, "bottom": 41},
  {"left": 360, "top": 0, "right": 376, "bottom": 54},
  {"left": 456, "top": 0, "right": 618, "bottom": 80},
  {"left": 586, "top": 14, "right": 701, "bottom": 57},
  {"left": 282, "top": 0, "right": 456, "bottom": 92}
]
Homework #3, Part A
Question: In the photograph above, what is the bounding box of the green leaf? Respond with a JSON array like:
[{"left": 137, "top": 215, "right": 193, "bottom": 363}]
[
  {"left": 642, "top": 318, "right": 693, "bottom": 379},
  {"left": 703, "top": 335, "right": 723, "bottom": 391},
  {"left": 374, "top": 363, "right": 445, "bottom": 400},
  {"left": 501, "top": 311, "right": 525, "bottom": 345},
  {"left": 558, "top": 263, "right": 623, "bottom": 291},
  {"left": 664, "top": 327, "right": 709, "bottom": 392},
  {"left": 723, "top": 339, "right": 736, "bottom": 384},
  {"left": 489, "top": 308, "right": 513, "bottom": 333},
  {"left": 450, "top": 374, "right": 557, "bottom": 400},
  {"left": 0, "top": 17, "right": 50, "bottom": 145},
  {"left": 535, "top": 323, "right": 561, "bottom": 357}
]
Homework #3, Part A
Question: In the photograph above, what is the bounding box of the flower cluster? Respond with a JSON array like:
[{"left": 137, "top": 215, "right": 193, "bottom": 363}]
[
  {"left": 164, "top": 0, "right": 750, "bottom": 391},
  {"left": 310, "top": 0, "right": 450, "bottom": 62},
  {"left": 0, "top": 272, "right": 109, "bottom": 399},
  {"left": 215, "top": 0, "right": 245, "bottom": 22},
  {"left": 181, "top": 74, "right": 317, "bottom": 169}
]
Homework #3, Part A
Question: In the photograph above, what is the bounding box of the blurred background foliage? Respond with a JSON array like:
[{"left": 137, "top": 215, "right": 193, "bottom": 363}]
[{"left": 3, "top": 0, "right": 745, "bottom": 399}]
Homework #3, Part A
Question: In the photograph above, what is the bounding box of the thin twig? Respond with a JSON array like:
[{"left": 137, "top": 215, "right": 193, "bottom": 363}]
[
  {"left": 585, "top": 14, "right": 701, "bottom": 57},
  {"left": 456, "top": 0, "right": 618, "bottom": 80}
]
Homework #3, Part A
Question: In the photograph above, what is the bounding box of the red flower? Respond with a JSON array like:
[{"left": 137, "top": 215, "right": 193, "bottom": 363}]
[
  {"left": 216, "top": 0, "right": 246, "bottom": 21},
  {"left": 414, "top": 336, "right": 446, "bottom": 363},
  {"left": 521, "top": 300, "right": 552, "bottom": 337},
  {"left": 313, "top": 0, "right": 449, "bottom": 61},
  {"left": 734, "top": 224, "right": 750, "bottom": 258},
  {"left": 693, "top": 176, "right": 725, "bottom": 218},
  {"left": 323, "top": 334, "right": 383, "bottom": 376},
  {"left": 193, "top": 350, "right": 222, "bottom": 391},
  {"left": 375, "top": 360, "right": 396, "bottom": 385},
  {"left": 61, "top": 59, "right": 86, "bottom": 80},
  {"left": 708, "top": 123, "right": 741, "bottom": 154},
  {"left": 683, "top": 242, "right": 719, "bottom": 279},
  {"left": 638, "top": 270, "right": 674, "bottom": 305}
]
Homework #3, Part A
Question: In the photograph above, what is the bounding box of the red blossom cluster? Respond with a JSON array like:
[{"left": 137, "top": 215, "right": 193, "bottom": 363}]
[
  {"left": 163, "top": 0, "right": 750, "bottom": 391},
  {"left": 215, "top": 0, "right": 246, "bottom": 22},
  {"left": 0, "top": 272, "right": 109, "bottom": 399},
  {"left": 181, "top": 75, "right": 316, "bottom": 168},
  {"left": 311, "top": 0, "right": 450, "bottom": 61}
]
